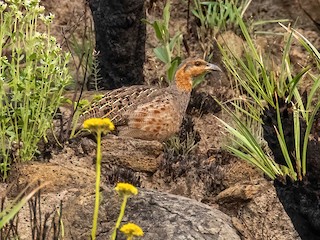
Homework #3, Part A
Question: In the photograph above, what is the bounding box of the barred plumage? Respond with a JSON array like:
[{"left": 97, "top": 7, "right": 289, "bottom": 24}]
[{"left": 79, "top": 58, "right": 221, "bottom": 141}]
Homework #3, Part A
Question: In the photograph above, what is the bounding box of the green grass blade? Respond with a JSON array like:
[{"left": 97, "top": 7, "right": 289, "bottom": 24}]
[
  {"left": 302, "top": 101, "right": 320, "bottom": 176},
  {"left": 275, "top": 95, "right": 296, "bottom": 175},
  {"left": 287, "top": 66, "right": 310, "bottom": 102},
  {"left": 293, "top": 106, "right": 302, "bottom": 180},
  {"left": 273, "top": 126, "right": 296, "bottom": 180},
  {"left": 230, "top": 102, "right": 262, "bottom": 123},
  {"left": 306, "top": 74, "right": 320, "bottom": 113},
  {"left": 216, "top": 104, "right": 283, "bottom": 179},
  {"left": 226, "top": 146, "right": 277, "bottom": 179},
  {"left": 280, "top": 23, "right": 320, "bottom": 64},
  {"left": 0, "top": 183, "right": 47, "bottom": 228}
]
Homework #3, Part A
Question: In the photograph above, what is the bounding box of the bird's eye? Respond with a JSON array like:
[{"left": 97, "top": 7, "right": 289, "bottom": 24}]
[{"left": 195, "top": 61, "right": 202, "bottom": 66}]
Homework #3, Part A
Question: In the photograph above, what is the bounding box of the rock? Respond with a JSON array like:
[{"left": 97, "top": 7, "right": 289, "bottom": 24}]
[
  {"left": 215, "top": 183, "right": 260, "bottom": 204},
  {"left": 218, "top": 179, "right": 300, "bottom": 240},
  {"left": 5, "top": 136, "right": 299, "bottom": 240},
  {"left": 63, "top": 187, "right": 241, "bottom": 240},
  {"left": 298, "top": 0, "right": 320, "bottom": 26},
  {"left": 6, "top": 159, "right": 96, "bottom": 240},
  {"left": 66, "top": 135, "right": 163, "bottom": 173},
  {"left": 10, "top": 143, "right": 240, "bottom": 240},
  {"left": 216, "top": 31, "right": 244, "bottom": 59},
  {"left": 101, "top": 136, "right": 163, "bottom": 173},
  {"left": 8, "top": 143, "right": 97, "bottom": 196}
]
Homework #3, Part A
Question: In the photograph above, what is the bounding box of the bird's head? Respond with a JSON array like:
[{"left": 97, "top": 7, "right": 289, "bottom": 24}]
[{"left": 174, "top": 58, "right": 222, "bottom": 92}]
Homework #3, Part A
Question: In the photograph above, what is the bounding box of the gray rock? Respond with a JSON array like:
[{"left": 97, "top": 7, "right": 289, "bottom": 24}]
[{"left": 63, "top": 187, "right": 241, "bottom": 240}]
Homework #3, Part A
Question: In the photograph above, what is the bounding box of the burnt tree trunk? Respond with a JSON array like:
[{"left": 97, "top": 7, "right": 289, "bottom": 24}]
[
  {"left": 88, "top": 0, "right": 146, "bottom": 89},
  {"left": 263, "top": 99, "right": 320, "bottom": 240}
]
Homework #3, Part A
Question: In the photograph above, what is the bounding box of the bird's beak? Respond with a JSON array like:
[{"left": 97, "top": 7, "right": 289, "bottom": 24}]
[{"left": 206, "top": 63, "right": 222, "bottom": 72}]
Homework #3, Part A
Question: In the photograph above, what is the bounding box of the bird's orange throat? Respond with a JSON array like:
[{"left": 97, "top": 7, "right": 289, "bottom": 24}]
[{"left": 174, "top": 68, "right": 193, "bottom": 92}]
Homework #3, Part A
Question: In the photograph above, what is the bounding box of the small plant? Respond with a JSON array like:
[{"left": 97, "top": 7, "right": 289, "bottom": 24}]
[
  {"left": 217, "top": 15, "right": 320, "bottom": 181},
  {"left": 192, "top": 0, "right": 251, "bottom": 58},
  {"left": 192, "top": 0, "right": 251, "bottom": 35},
  {"left": 165, "top": 132, "right": 198, "bottom": 156},
  {"left": 83, "top": 119, "right": 143, "bottom": 239},
  {"left": 67, "top": 21, "right": 98, "bottom": 89},
  {"left": 0, "top": 182, "right": 47, "bottom": 238},
  {"left": 68, "top": 93, "right": 107, "bottom": 139},
  {"left": 82, "top": 117, "right": 115, "bottom": 240},
  {"left": 0, "top": 0, "right": 71, "bottom": 178},
  {"left": 111, "top": 183, "right": 143, "bottom": 240},
  {"left": 144, "top": 0, "right": 183, "bottom": 82},
  {"left": 28, "top": 184, "right": 64, "bottom": 240},
  {"left": 65, "top": 9, "right": 101, "bottom": 91},
  {"left": 69, "top": 98, "right": 91, "bottom": 138},
  {"left": 60, "top": 6, "right": 102, "bottom": 140}
]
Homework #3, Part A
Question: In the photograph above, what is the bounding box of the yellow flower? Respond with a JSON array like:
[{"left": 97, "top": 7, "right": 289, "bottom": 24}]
[
  {"left": 114, "top": 183, "right": 138, "bottom": 196},
  {"left": 83, "top": 118, "right": 115, "bottom": 133},
  {"left": 120, "top": 223, "right": 144, "bottom": 238}
]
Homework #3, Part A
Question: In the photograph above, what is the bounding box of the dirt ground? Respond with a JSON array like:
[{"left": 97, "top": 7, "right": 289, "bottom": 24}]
[{"left": 1, "top": 0, "right": 320, "bottom": 239}]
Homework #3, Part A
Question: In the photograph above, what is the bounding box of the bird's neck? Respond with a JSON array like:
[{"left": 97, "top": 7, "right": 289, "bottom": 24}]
[{"left": 174, "top": 68, "right": 192, "bottom": 92}]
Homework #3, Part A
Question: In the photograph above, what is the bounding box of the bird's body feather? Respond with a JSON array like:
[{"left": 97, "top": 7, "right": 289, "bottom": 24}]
[{"left": 78, "top": 58, "right": 221, "bottom": 141}]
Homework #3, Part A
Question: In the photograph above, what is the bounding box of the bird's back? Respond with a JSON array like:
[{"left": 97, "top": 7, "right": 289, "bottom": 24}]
[
  {"left": 80, "top": 85, "right": 158, "bottom": 124},
  {"left": 79, "top": 85, "right": 190, "bottom": 140}
]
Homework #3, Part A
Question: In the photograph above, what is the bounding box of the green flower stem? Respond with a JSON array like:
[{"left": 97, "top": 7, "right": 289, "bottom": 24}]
[
  {"left": 111, "top": 195, "right": 128, "bottom": 240},
  {"left": 91, "top": 130, "right": 102, "bottom": 240}
]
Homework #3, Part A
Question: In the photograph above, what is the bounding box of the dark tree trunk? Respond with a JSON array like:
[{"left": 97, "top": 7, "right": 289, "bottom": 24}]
[
  {"left": 263, "top": 99, "right": 320, "bottom": 240},
  {"left": 88, "top": 0, "right": 146, "bottom": 89},
  {"left": 274, "top": 173, "right": 320, "bottom": 240}
]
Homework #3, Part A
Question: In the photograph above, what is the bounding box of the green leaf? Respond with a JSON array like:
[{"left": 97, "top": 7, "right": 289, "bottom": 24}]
[
  {"left": 163, "top": 0, "right": 171, "bottom": 28},
  {"left": 169, "top": 32, "right": 182, "bottom": 52},
  {"left": 167, "top": 58, "right": 181, "bottom": 82},
  {"left": 215, "top": 103, "right": 283, "bottom": 179},
  {"left": 153, "top": 21, "right": 165, "bottom": 42},
  {"left": 154, "top": 47, "right": 169, "bottom": 64}
]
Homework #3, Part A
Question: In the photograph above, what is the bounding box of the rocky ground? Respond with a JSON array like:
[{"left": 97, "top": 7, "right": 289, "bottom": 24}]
[{"left": 1, "top": 0, "right": 320, "bottom": 239}]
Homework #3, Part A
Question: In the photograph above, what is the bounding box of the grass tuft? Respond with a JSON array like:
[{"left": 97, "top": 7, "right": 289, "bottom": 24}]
[
  {"left": 217, "top": 15, "right": 320, "bottom": 181},
  {"left": 0, "top": 0, "right": 71, "bottom": 178}
]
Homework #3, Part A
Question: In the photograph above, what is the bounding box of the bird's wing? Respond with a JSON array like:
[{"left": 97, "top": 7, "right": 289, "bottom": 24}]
[
  {"left": 79, "top": 85, "right": 160, "bottom": 125},
  {"left": 119, "top": 94, "right": 180, "bottom": 140}
]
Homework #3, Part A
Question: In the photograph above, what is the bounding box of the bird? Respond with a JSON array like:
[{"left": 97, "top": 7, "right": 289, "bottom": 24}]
[{"left": 78, "top": 58, "right": 222, "bottom": 141}]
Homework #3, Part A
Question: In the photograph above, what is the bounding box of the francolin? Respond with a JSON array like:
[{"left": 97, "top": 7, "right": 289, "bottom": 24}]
[{"left": 80, "top": 58, "right": 221, "bottom": 141}]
